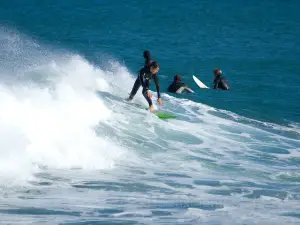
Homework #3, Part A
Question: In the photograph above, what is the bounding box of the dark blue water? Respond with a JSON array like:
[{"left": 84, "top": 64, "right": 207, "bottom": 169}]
[{"left": 1, "top": 1, "right": 300, "bottom": 224}]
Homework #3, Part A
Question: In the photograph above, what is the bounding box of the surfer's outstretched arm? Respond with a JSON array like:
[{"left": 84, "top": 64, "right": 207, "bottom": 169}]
[
  {"left": 221, "top": 79, "right": 230, "bottom": 90},
  {"left": 153, "top": 74, "right": 162, "bottom": 105}
]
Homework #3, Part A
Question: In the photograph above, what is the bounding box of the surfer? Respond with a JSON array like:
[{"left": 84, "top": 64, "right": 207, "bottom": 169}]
[
  {"left": 143, "top": 50, "right": 153, "bottom": 68},
  {"left": 127, "top": 61, "right": 163, "bottom": 112},
  {"left": 213, "top": 68, "right": 230, "bottom": 90},
  {"left": 168, "top": 74, "right": 194, "bottom": 94}
]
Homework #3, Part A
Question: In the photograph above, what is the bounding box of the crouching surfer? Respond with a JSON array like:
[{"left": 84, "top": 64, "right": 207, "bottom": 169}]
[{"left": 127, "top": 61, "right": 163, "bottom": 112}]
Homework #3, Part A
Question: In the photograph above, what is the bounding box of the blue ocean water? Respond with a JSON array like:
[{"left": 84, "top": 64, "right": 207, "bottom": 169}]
[{"left": 0, "top": 1, "right": 299, "bottom": 224}]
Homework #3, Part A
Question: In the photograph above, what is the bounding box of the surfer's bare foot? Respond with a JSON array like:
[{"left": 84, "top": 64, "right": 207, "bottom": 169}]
[
  {"left": 149, "top": 105, "right": 155, "bottom": 112},
  {"left": 157, "top": 98, "right": 163, "bottom": 105}
]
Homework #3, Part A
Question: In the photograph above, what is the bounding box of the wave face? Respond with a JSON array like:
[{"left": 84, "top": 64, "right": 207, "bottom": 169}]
[{"left": 0, "top": 28, "right": 300, "bottom": 225}]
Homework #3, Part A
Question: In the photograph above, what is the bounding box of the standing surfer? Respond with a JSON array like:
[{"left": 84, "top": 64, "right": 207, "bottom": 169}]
[{"left": 127, "top": 61, "right": 163, "bottom": 112}]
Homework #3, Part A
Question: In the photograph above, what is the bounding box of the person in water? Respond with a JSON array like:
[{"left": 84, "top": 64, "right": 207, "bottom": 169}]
[
  {"left": 143, "top": 50, "right": 153, "bottom": 68},
  {"left": 168, "top": 74, "right": 194, "bottom": 94},
  {"left": 213, "top": 68, "right": 230, "bottom": 90},
  {"left": 127, "top": 61, "right": 163, "bottom": 112}
]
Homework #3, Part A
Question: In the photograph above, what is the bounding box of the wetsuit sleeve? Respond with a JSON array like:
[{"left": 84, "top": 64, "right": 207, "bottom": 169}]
[
  {"left": 153, "top": 74, "right": 161, "bottom": 98},
  {"left": 220, "top": 79, "right": 229, "bottom": 90}
]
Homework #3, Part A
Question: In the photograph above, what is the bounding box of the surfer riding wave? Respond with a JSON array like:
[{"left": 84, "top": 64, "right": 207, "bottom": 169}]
[{"left": 127, "top": 61, "right": 163, "bottom": 112}]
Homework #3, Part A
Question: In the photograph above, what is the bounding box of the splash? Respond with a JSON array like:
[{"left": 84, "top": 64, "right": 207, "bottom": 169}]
[{"left": 0, "top": 28, "right": 132, "bottom": 185}]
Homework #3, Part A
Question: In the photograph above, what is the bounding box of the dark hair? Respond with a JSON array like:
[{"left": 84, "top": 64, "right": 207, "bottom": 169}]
[
  {"left": 174, "top": 74, "right": 182, "bottom": 81},
  {"left": 214, "top": 68, "right": 221, "bottom": 75},
  {"left": 150, "top": 61, "right": 159, "bottom": 69},
  {"left": 143, "top": 50, "right": 151, "bottom": 59}
]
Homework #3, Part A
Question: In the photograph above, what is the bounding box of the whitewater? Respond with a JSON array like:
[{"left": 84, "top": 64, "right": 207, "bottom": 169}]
[{"left": 0, "top": 29, "right": 300, "bottom": 225}]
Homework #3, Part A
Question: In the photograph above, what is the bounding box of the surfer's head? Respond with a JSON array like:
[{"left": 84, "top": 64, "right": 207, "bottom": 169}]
[
  {"left": 150, "top": 61, "right": 159, "bottom": 74},
  {"left": 143, "top": 50, "right": 151, "bottom": 60},
  {"left": 214, "top": 68, "right": 222, "bottom": 77},
  {"left": 174, "top": 74, "right": 182, "bottom": 82}
]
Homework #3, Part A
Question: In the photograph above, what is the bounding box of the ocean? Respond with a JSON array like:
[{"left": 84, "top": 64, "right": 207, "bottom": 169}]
[{"left": 0, "top": 0, "right": 299, "bottom": 224}]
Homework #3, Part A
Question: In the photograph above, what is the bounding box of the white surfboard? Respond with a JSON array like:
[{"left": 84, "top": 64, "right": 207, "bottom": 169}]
[
  {"left": 176, "top": 86, "right": 195, "bottom": 94},
  {"left": 192, "top": 75, "right": 209, "bottom": 89}
]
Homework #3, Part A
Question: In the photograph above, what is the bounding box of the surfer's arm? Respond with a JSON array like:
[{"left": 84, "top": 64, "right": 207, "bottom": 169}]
[
  {"left": 153, "top": 74, "right": 161, "bottom": 98},
  {"left": 221, "top": 79, "right": 229, "bottom": 90}
]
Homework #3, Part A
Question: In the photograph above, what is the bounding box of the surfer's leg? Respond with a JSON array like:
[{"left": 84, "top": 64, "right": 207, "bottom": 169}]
[
  {"left": 127, "top": 77, "right": 141, "bottom": 100},
  {"left": 142, "top": 88, "right": 154, "bottom": 112}
]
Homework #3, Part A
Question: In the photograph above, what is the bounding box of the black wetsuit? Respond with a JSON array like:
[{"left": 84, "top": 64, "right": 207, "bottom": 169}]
[
  {"left": 168, "top": 81, "right": 186, "bottom": 93},
  {"left": 213, "top": 76, "right": 229, "bottom": 90},
  {"left": 144, "top": 57, "right": 153, "bottom": 68},
  {"left": 128, "top": 66, "right": 161, "bottom": 106}
]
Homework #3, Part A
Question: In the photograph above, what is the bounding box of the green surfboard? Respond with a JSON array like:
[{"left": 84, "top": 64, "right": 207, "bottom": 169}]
[
  {"left": 126, "top": 102, "right": 176, "bottom": 119},
  {"left": 154, "top": 112, "right": 176, "bottom": 119}
]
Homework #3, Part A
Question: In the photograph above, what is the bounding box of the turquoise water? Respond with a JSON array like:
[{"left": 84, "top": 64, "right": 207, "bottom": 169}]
[{"left": 0, "top": 1, "right": 299, "bottom": 224}]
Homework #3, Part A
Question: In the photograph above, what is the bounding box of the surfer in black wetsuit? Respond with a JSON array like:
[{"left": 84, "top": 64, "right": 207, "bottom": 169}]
[
  {"left": 213, "top": 68, "right": 230, "bottom": 90},
  {"left": 168, "top": 74, "right": 194, "bottom": 94},
  {"left": 127, "top": 61, "right": 163, "bottom": 112},
  {"left": 126, "top": 50, "right": 153, "bottom": 99}
]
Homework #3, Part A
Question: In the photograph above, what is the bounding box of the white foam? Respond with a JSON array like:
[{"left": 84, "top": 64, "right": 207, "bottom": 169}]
[{"left": 0, "top": 38, "right": 130, "bottom": 185}]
